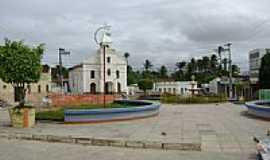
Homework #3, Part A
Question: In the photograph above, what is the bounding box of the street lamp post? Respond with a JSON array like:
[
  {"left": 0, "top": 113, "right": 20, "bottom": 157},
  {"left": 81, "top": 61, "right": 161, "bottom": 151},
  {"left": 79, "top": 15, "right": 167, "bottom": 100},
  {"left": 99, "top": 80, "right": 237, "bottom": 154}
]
[
  {"left": 93, "top": 24, "right": 111, "bottom": 108},
  {"left": 58, "top": 48, "right": 70, "bottom": 94}
]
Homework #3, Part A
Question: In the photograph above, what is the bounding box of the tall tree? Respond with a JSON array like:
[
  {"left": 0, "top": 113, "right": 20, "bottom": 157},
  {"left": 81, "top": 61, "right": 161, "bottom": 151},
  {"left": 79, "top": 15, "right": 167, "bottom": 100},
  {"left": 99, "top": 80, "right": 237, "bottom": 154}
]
[
  {"left": 0, "top": 39, "right": 44, "bottom": 107},
  {"left": 259, "top": 53, "right": 270, "bottom": 89},
  {"left": 202, "top": 56, "right": 210, "bottom": 71},
  {"left": 159, "top": 65, "right": 168, "bottom": 79},
  {"left": 232, "top": 64, "right": 240, "bottom": 76},
  {"left": 143, "top": 59, "right": 153, "bottom": 71},
  {"left": 124, "top": 52, "right": 130, "bottom": 65},
  {"left": 210, "top": 54, "right": 218, "bottom": 73},
  {"left": 176, "top": 61, "right": 186, "bottom": 71},
  {"left": 138, "top": 79, "right": 153, "bottom": 95}
]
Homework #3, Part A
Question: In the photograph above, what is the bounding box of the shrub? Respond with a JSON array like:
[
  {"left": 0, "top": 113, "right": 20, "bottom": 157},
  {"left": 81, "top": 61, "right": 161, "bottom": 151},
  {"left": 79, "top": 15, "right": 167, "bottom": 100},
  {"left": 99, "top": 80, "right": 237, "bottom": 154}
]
[{"left": 161, "top": 95, "right": 227, "bottom": 104}]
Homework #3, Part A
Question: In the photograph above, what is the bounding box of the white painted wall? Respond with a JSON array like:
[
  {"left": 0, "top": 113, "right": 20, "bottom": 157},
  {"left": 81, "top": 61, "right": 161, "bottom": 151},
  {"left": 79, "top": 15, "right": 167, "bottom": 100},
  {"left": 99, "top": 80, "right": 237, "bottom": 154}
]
[
  {"left": 153, "top": 81, "right": 197, "bottom": 95},
  {"left": 69, "top": 46, "right": 127, "bottom": 94}
]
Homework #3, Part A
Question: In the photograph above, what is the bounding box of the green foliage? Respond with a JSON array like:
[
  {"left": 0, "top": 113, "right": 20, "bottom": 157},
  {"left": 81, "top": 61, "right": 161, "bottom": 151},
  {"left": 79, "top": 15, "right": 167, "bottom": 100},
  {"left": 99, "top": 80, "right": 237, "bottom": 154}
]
[
  {"left": 259, "top": 53, "right": 270, "bottom": 89},
  {"left": 161, "top": 95, "right": 227, "bottom": 104},
  {"left": 172, "top": 54, "right": 239, "bottom": 83},
  {"left": 159, "top": 65, "right": 168, "bottom": 79},
  {"left": 143, "top": 59, "right": 153, "bottom": 71},
  {"left": 138, "top": 79, "right": 153, "bottom": 93},
  {"left": 127, "top": 65, "right": 141, "bottom": 85},
  {"left": 35, "top": 103, "right": 136, "bottom": 121},
  {"left": 0, "top": 39, "right": 44, "bottom": 106}
]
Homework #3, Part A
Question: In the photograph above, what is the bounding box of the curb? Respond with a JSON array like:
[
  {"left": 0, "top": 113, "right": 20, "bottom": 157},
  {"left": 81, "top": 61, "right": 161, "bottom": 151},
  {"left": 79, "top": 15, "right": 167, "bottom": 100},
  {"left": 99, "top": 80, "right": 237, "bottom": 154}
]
[{"left": 0, "top": 131, "right": 201, "bottom": 151}]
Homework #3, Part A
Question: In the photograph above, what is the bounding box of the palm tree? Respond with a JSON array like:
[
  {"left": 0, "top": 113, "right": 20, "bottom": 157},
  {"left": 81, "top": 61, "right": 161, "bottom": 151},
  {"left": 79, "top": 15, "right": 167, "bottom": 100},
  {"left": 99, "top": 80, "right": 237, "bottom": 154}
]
[
  {"left": 210, "top": 54, "right": 218, "bottom": 72},
  {"left": 159, "top": 65, "right": 168, "bottom": 79},
  {"left": 144, "top": 59, "right": 153, "bottom": 71},
  {"left": 124, "top": 52, "right": 130, "bottom": 65},
  {"left": 176, "top": 61, "right": 186, "bottom": 72},
  {"left": 202, "top": 56, "right": 210, "bottom": 72}
]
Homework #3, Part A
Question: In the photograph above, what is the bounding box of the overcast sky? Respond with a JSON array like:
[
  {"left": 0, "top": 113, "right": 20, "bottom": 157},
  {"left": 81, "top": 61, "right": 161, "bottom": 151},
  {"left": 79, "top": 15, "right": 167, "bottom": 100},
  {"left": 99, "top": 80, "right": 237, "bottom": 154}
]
[{"left": 1, "top": 0, "right": 270, "bottom": 72}]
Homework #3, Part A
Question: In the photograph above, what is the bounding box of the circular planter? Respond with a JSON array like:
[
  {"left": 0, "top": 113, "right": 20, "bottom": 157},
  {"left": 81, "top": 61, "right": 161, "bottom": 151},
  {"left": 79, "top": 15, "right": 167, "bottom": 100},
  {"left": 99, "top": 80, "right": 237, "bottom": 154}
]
[
  {"left": 245, "top": 100, "right": 270, "bottom": 119},
  {"left": 64, "top": 100, "right": 160, "bottom": 123},
  {"left": 8, "top": 107, "right": 35, "bottom": 128}
]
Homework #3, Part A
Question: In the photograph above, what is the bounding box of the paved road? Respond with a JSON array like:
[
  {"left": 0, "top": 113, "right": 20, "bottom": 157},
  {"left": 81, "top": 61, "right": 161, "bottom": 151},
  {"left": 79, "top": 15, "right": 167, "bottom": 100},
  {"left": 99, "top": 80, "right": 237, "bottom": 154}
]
[{"left": 0, "top": 138, "right": 256, "bottom": 160}]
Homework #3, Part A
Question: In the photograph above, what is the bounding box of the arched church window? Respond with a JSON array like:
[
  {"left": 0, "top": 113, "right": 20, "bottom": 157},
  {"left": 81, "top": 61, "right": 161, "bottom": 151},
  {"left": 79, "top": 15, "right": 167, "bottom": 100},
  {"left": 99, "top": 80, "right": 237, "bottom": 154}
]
[
  {"left": 107, "top": 57, "right": 111, "bottom": 63},
  {"left": 90, "top": 70, "right": 95, "bottom": 79},
  {"left": 116, "top": 70, "right": 120, "bottom": 79},
  {"left": 107, "top": 69, "right": 111, "bottom": 76}
]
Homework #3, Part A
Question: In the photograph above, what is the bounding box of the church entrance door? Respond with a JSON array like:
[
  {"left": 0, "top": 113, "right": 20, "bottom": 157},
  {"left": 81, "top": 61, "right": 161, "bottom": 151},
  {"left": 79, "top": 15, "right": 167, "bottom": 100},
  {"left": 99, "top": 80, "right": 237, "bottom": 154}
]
[{"left": 105, "top": 82, "right": 113, "bottom": 94}]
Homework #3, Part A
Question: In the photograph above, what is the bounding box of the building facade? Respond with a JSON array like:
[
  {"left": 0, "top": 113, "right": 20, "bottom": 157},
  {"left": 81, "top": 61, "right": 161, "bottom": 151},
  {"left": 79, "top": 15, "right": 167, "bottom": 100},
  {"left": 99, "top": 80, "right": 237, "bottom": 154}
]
[
  {"left": 249, "top": 48, "right": 270, "bottom": 84},
  {"left": 69, "top": 28, "right": 127, "bottom": 94},
  {"left": 0, "top": 65, "right": 52, "bottom": 105},
  {"left": 153, "top": 81, "right": 198, "bottom": 95}
]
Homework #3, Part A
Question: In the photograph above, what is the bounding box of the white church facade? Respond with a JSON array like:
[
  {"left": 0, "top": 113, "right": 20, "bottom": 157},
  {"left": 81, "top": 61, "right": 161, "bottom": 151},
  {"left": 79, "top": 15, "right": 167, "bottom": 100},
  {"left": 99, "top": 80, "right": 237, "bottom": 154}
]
[{"left": 69, "top": 26, "right": 127, "bottom": 94}]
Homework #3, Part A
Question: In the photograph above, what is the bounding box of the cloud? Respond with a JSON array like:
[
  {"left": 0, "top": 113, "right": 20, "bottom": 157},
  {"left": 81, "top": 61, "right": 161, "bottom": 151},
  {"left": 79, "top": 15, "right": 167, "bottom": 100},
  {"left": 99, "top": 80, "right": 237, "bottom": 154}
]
[{"left": 1, "top": 0, "right": 270, "bottom": 72}]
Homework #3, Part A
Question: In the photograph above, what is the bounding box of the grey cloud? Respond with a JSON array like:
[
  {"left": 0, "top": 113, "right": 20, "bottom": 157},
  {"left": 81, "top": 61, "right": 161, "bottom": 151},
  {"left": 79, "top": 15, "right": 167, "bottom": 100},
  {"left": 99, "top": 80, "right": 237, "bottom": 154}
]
[{"left": 1, "top": 0, "right": 270, "bottom": 72}]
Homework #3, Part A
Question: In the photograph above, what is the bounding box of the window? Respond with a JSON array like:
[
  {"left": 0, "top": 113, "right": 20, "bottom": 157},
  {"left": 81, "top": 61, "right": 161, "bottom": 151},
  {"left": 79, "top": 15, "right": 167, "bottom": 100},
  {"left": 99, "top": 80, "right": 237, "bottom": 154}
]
[
  {"left": 90, "top": 70, "right": 95, "bottom": 79},
  {"left": 159, "top": 88, "right": 162, "bottom": 92},
  {"left": 116, "top": 70, "right": 120, "bottom": 79},
  {"left": 107, "top": 69, "right": 111, "bottom": 76},
  {"left": 107, "top": 57, "right": 111, "bottom": 63},
  {"left": 168, "top": 88, "right": 171, "bottom": 93},
  {"left": 38, "top": 85, "right": 41, "bottom": 93},
  {"left": 3, "top": 85, "right": 7, "bottom": 89},
  {"left": 46, "top": 85, "right": 49, "bottom": 93}
]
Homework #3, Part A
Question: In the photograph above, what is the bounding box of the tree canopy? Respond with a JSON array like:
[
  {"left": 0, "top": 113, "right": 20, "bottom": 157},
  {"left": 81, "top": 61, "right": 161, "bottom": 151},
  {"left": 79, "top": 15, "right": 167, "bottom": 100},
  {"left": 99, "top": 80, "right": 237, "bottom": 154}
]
[
  {"left": 259, "top": 53, "right": 270, "bottom": 89},
  {"left": 138, "top": 79, "right": 153, "bottom": 93},
  {"left": 0, "top": 39, "right": 44, "bottom": 106}
]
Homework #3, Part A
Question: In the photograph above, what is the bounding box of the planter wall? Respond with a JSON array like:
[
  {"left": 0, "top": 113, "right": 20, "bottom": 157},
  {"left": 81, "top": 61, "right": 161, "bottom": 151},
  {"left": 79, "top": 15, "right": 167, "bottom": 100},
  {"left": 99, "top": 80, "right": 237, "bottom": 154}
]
[
  {"left": 9, "top": 107, "right": 35, "bottom": 128},
  {"left": 64, "top": 100, "right": 160, "bottom": 123}
]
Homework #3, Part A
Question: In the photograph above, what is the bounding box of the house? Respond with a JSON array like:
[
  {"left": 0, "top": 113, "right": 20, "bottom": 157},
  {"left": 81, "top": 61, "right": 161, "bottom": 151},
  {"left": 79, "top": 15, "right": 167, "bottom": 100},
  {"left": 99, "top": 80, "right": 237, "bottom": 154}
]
[
  {"left": 0, "top": 65, "right": 52, "bottom": 105},
  {"left": 209, "top": 76, "right": 252, "bottom": 100},
  {"left": 153, "top": 81, "right": 198, "bottom": 96},
  {"left": 68, "top": 28, "right": 127, "bottom": 94}
]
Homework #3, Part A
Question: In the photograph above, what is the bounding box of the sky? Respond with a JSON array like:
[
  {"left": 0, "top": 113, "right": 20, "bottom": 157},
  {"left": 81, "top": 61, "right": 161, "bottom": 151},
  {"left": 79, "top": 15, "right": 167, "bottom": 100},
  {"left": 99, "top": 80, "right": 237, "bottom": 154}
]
[{"left": 1, "top": 0, "right": 270, "bottom": 72}]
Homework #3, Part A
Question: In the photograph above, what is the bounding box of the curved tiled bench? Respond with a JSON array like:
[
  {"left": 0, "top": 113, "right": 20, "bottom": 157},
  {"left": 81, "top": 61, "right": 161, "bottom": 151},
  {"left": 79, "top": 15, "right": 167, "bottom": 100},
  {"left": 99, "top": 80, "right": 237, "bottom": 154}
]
[
  {"left": 64, "top": 100, "right": 160, "bottom": 123},
  {"left": 245, "top": 100, "right": 270, "bottom": 119}
]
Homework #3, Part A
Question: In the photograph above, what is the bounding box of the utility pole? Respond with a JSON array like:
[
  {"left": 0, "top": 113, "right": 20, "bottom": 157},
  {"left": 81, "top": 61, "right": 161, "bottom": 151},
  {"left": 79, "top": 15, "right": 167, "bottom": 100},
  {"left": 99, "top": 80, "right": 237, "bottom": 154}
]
[
  {"left": 225, "top": 43, "right": 233, "bottom": 100},
  {"left": 58, "top": 48, "right": 70, "bottom": 94},
  {"left": 218, "top": 43, "right": 233, "bottom": 100},
  {"left": 103, "top": 45, "right": 106, "bottom": 108}
]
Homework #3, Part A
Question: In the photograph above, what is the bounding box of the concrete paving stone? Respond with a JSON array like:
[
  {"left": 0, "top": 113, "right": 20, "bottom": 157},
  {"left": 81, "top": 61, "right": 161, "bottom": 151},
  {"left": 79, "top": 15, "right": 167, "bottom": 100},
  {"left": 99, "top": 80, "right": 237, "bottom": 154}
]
[
  {"left": 144, "top": 141, "right": 162, "bottom": 149},
  {"left": 75, "top": 137, "right": 92, "bottom": 145},
  {"left": 32, "top": 134, "right": 48, "bottom": 141},
  {"left": 125, "top": 140, "right": 144, "bottom": 148}
]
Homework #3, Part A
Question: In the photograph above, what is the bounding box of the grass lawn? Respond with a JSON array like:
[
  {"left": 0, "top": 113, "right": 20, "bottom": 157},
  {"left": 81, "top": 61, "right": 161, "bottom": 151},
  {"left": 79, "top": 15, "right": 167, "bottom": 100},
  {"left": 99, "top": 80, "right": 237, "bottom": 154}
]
[{"left": 36, "top": 103, "right": 134, "bottom": 122}]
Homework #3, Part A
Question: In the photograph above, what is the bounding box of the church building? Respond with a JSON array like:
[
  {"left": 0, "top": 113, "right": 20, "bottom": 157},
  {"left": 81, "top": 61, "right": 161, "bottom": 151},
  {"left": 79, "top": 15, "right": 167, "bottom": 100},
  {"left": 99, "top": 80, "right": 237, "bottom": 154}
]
[{"left": 69, "top": 27, "right": 127, "bottom": 94}]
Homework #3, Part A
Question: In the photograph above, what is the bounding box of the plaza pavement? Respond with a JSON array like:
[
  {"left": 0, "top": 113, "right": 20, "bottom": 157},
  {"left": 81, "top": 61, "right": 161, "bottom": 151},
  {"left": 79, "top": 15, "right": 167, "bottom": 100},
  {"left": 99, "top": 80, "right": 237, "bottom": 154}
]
[
  {"left": 0, "top": 138, "right": 257, "bottom": 160},
  {"left": 0, "top": 103, "right": 269, "bottom": 155}
]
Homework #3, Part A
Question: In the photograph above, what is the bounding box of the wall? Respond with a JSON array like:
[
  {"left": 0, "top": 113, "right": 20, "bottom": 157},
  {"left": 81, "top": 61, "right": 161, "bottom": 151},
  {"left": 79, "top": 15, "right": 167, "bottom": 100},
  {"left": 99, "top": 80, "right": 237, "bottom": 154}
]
[
  {"left": 49, "top": 94, "right": 120, "bottom": 107},
  {"left": 153, "top": 81, "right": 198, "bottom": 95},
  {"left": 0, "top": 72, "right": 51, "bottom": 105}
]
